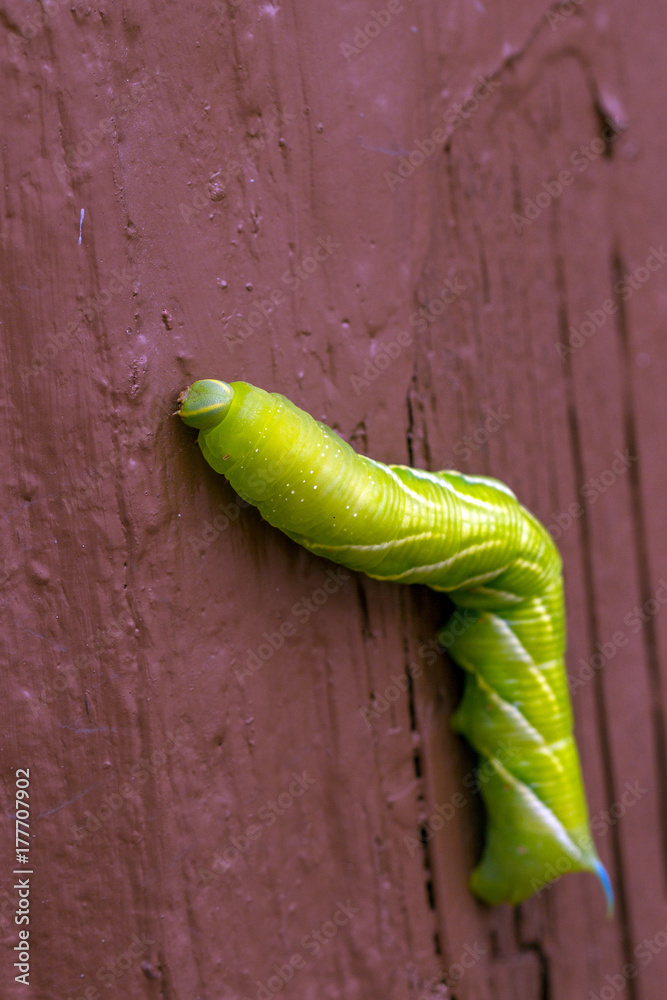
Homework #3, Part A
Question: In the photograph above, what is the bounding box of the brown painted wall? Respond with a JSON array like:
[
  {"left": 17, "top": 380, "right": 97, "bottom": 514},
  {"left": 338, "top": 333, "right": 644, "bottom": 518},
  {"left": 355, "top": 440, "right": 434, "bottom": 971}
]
[{"left": 2, "top": 1, "right": 666, "bottom": 997}]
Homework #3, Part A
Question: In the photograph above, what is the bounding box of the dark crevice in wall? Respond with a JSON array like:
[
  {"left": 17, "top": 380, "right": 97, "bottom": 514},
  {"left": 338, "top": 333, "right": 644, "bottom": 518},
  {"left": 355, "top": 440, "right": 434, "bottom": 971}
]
[
  {"left": 472, "top": 219, "right": 491, "bottom": 305},
  {"left": 516, "top": 909, "right": 552, "bottom": 1000},
  {"left": 156, "top": 948, "right": 174, "bottom": 999},
  {"left": 405, "top": 665, "right": 418, "bottom": 736},
  {"left": 564, "top": 391, "right": 637, "bottom": 999},
  {"left": 349, "top": 419, "right": 368, "bottom": 455},
  {"left": 354, "top": 577, "right": 371, "bottom": 643},
  {"left": 611, "top": 248, "right": 667, "bottom": 895},
  {"left": 593, "top": 100, "right": 619, "bottom": 158},
  {"left": 406, "top": 381, "right": 416, "bottom": 467},
  {"left": 488, "top": 925, "right": 501, "bottom": 960},
  {"left": 405, "top": 645, "right": 442, "bottom": 959},
  {"left": 527, "top": 941, "right": 551, "bottom": 1000},
  {"left": 553, "top": 241, "right": 637, "bottom": 1000}
]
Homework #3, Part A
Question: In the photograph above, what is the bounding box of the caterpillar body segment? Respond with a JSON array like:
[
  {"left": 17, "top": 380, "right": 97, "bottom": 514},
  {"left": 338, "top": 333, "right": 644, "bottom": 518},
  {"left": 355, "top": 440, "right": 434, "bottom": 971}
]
[{"left": 178, "top": 378, "right": 612, "bottom": 911}]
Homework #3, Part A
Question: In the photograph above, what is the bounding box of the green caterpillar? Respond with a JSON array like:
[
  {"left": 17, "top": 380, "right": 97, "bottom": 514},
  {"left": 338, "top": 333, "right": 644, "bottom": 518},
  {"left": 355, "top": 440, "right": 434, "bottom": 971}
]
[{"left": 178, "top": 378, "right": 613, "bottom": 911}]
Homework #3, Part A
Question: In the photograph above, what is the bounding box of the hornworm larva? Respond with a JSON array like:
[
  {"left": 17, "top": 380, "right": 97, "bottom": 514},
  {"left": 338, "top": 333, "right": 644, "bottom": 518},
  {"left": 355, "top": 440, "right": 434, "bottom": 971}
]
[{"left": 178, "top": 378, "right": 613, "bottom": 911}]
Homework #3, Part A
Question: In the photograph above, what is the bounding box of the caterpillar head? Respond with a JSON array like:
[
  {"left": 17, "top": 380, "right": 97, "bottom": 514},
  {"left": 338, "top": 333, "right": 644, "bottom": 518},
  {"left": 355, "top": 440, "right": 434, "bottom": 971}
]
[{"left": 177, "top": 379, "right": 235, "bottom": 429}]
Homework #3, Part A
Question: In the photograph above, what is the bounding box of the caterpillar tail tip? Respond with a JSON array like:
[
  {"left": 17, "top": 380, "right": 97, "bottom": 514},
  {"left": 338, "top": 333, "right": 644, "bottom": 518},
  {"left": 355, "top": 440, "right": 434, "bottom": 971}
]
[
  {"left": 177, "top": 379, "right": 235, "bottom": 430},
  {"left": 593, "top": 858, "right": 614, "bottom": 918}
]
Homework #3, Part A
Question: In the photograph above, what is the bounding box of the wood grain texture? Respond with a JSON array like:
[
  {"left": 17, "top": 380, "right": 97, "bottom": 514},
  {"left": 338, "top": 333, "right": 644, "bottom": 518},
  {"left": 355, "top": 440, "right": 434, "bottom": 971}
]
[{"left": 1, "top": 1, "right": 665, "bottom": 998}]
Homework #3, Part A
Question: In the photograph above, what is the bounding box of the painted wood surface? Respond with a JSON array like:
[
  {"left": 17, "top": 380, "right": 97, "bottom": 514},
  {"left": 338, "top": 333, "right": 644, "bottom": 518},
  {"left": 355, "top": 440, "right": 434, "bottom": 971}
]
[{"left": 1, "top": 1, "right": 665, "bottom": 997}]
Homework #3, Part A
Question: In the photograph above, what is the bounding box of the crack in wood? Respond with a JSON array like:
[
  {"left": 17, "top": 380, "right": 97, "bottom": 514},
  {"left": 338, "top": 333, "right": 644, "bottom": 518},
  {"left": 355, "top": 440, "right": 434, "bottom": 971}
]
[{"left": 553, "top": 241, "right": 638, "bottom": 1000}]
